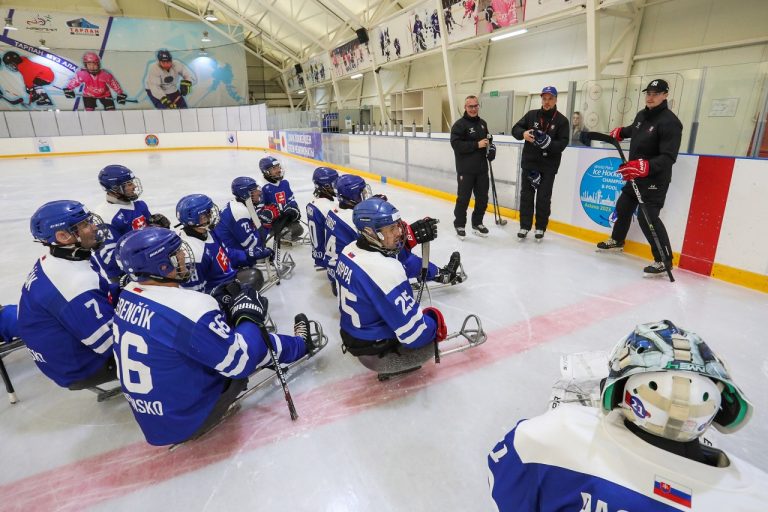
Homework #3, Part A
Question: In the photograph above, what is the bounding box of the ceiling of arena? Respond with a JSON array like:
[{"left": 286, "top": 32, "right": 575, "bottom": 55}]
[{"left": 8, "top": 0, "right": 424, "bottom": 71}]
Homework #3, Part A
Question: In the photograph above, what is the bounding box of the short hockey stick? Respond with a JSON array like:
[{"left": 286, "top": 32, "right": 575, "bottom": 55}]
[
  {"left": 258, "top": 325, "right": 298, "bottom": 420},
  {"left": 582, "top": 131, "right": 675, "bottom": 282}
]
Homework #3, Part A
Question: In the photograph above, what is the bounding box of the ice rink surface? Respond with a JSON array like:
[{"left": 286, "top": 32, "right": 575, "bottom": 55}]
[{"left": 1, "top": 150, "right": 766, "bottom": 511}]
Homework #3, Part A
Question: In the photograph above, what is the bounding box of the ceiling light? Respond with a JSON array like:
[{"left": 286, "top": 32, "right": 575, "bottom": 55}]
[
  {"left": 203, "top": 10, "right": 218, "bottom": 22},
  {"left": 201, "top": 31, "right": 211, "bottom": 42},
  {"left": 490, "top": 28, "right": 528, "bottom": 42},
  {"left": 39, "top": 39, "right": 50, "bottom": 50},
  {"left": 350, "top": 73, "right": 363, "bottom": 79},
  {"left": 4, "top": 18, "right": 18, "bottom": 31},
  {"left": 297, "top": 89, "right": 305, "bottom": 94},
  {"left": 198, "top": 48, "right": 208, "bottom": 56}
]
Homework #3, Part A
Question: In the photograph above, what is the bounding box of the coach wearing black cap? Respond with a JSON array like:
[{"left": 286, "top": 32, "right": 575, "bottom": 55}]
[
  {"left": 596, "top": 78, "right": 683, "bottom": 277},
  {"left": 511, "top": 86, "right": 570, "bottom": 242}
]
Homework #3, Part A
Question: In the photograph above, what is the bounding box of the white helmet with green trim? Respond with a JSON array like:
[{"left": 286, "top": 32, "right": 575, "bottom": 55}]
[{"left": 600, "top": 320, "right": 752, "bottom": 442}]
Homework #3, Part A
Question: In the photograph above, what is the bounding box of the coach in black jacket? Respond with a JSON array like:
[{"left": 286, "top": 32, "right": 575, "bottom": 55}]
[
  {"left": 511, "top": 86, "right": 570, "bottom": 241},
  {"left": 450, "top": 95, "right": 495, "bottom": 239},
  {"left": 596, "top": 79, "right": 683, "bottom": 277}
]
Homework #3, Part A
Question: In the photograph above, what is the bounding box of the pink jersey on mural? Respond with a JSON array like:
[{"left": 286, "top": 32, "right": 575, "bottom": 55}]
[
  {"left": 66, "top": 69, "right": 124, "bottom": 99},
  {"left": 491, "top": 0, "right": 518, "bottom": 27}
]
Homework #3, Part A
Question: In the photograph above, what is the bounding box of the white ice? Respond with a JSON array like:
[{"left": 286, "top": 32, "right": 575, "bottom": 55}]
[{"left": 1, "top": 150, "right": 766, "bottom": 511}]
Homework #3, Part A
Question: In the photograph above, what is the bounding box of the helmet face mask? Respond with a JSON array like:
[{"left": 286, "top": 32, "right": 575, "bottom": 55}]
[
  {"left": 231, "top": 176, "right": 261, "bottom": 203},
  {"left": 176, "top": 194, "right": 220, "bottom": 231},
  {"left": 601, "top": 320, "right": 753, "bottom": 439},
  {"left": 30, "top": 200, "right": 108, "bottom": 250},
  {"left": 337, "top": 174, "right": 371, "bottom": 209},
  {"left": 353, "top": 197, "right": 404, "bottom": 257},
  {"left": 99, "top": 165, "right": 142, "bottom": 201},
  {"left": 67, "top": 213, "right": 109, "bottom": 250},
  {"left": 259, "top": 157, "right": 284, "bottom": 183}
]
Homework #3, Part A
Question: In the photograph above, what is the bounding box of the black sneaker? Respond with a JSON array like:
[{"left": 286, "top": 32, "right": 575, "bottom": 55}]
[
  {"left": 455, "top": 226, "right": 466, "bottom": 239},
  {"left": 643, "top": 261, "right": 668, "bottom": 277},
  {"left": 597, "top": 238, "right": 624, "bottom": 251},
  {"left": 472, "top": 224, "right": 489, "bottom": 237}
]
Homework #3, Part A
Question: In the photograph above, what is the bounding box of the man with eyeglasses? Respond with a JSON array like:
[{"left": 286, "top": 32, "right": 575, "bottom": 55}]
[
  {"left": 450, "top": 95, "right": 495, "bottom": 239},
  {"left": 597, "top": 79, "right": 683, "bottom": 278}
]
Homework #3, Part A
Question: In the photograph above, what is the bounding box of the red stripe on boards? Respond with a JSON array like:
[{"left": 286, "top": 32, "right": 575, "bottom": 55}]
[{"left": 679, "top": 156, "right": 735, "bottom": 275}]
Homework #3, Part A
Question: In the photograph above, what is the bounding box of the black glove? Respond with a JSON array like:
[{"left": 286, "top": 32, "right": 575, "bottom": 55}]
[
  {"left": 116, "top": 93, "right": 127, "bottom": 105},
  {"left": 118, "top": 273, "right": 131, "bottom": 288},
  {"left": 211, "top": 281, "right": 239, "bottom": 319},
  {"left": 229, "top": 287, "right": 269, "bottom": 327},
  {"left": 487, "top": 143, "right": 497, "bottom": 162},
  {"left": 160, "top": 95, "right": 177, "bottom": 109},
  {"left": 283, "top": 205, "right": 301, "bottom": 223},
  {"left": 148, "top": 213, "right": 171, "bottom": 229},
  {"left": 527, "top": 170, "right": 541, "bottom": 189},
  {"left": 409, "top": 217, "right": 439, "bottom": 244},
  {"left": 180, "top": 80, "right": 192, "bottom": 97},
  {"left": 533, "top": 129, "right": 551, "bottom": 149},
  {"left": 63, "top": 88, "right": 76, "bottom": 99}
]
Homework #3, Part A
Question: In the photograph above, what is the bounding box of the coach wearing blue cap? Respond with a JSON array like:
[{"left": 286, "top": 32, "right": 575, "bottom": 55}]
[{"left": 511, "top": 86, "right": 570, "bottom": 242}]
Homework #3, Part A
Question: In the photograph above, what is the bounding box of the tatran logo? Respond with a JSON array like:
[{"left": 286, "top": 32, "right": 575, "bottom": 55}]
[
  {"left": 145, "top": 134, "right": 159, "bottom": 147},
  {"left": 67, "top": 18, "right": 100, "bottom": 36},
  {"left": 579, "top": 157, "right": 623, "bottom": 227}
]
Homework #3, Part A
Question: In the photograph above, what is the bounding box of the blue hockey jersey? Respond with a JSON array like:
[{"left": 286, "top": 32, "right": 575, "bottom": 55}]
[
  {"left": 113, "top": 283, "right": 308, "bottom": 445},
  {"left": 92, "top": 198, "right": 152, "bottom": 280},
  {"left": 214, "top": 199, "right": 269, "bottom": 266},
  {"left": 0, "top": 304, "right": 19, "bottom": 341},
  {"left": 17, "top": 253, "right": 114, "bottom": 387},
  {"left": 488, "top": 404, "right": 768, "bottom": 512},
  {"left": 178, "top": 229, "right": 236, "bottom": 294},
  {"left": 262, "top": 180, "right": 298, "bottom": 211},
  {"left": 335, "top": 241, "right": 436, "bottom": 348},
  {"left": 306, "top": 197, "right": 335, "bottom": 268}
]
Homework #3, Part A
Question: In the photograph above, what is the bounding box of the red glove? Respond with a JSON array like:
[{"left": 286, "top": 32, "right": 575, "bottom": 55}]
[
  {"left": 423, "top": 307, "right": 447, "bottom": 342},
  {"left": 609, "top": 127, "right": 623, "bottom": 142},
  {"left": 403, "top": 222, "right": 418, "bottom": 250},
  {"left": 256, "top": 204, "right": 280, "bottom": 228},
  {"left": 618, "top": 159, "right": 649, "bottom": 181}
]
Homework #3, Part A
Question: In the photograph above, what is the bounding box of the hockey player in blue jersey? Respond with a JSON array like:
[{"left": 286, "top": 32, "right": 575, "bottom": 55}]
[
  {"left": 214, "top": 176, "right": 274, "bottom": 269},
  {"left": 488, "top": 320, "right": 765, "bottom": 512},
  {"left": 114, "top": 227, "right": 323, "bottom": 446},
  {"left": 305, "top": 166, "right": 339, "bottom": 268},
  {"left": 335, "top": 197, "right": 449, "bottom": 379},
  {"left": 92, "top": 165, "right": 170, "bottom": 281},
  {"left": 175, "top": 193, "right": 264, "bottom": 293},
  {"left": 0, "top": 304, "right": 19, "bottom": 343},
  {"left": 17, "top": 200, "right": 117, "bottom": 390},
  {"left": 258, "top": 156, "right": 304, "bottom": 242}
]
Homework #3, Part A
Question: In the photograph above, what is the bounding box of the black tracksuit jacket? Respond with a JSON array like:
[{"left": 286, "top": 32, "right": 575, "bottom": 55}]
[
  {"left": 512, "top": 107, "right": 570, "bottom": 174},
  {"left": 450, "top": 112, "right": 490, "bottom": 175}
]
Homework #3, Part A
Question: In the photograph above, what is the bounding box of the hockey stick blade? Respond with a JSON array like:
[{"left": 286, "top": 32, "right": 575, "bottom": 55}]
[
  {"left": 0, "top": 94, "right": 25, "bottom": 105},
  {"left": 581, "top": 131, "right": 626, "bottom": 162}
]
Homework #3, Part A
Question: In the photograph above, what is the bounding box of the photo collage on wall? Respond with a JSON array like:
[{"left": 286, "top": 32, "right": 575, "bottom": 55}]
[
  {"left": 329, "top": 39, "right": 373, "bottom": 79},
  {"left": 0, "top": 8, "right": 247, "bottom": 111},
  {"left": 442, "top": 0, "right": 524, "bottom": 43},
  {"left": 374, "top": 0, "right": 443, "bottom": 64}
]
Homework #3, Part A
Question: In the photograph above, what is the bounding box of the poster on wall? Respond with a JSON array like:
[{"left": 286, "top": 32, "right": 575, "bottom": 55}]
[
  {"left": 329, "top": 39, "right": 373, "bottom": 79},
  {"left": 523, "top": 0, "right": 576, "bottom": 22},
  {"left": 277, "top": 130, "right": 323, "bottom": 161},
  {"left": 574, "top": 152, "right": 624, "bottom": 228},
  {"left": 441, "top": 0, "right": 523, "bottom": 43},
  {"left": 0, "top": 8, "right": 247, "bottom": 111},
  {"left": 374, "top": 0, "right": 444, "bottom": 63},
  {"left": 283, "top": 65, "right": 304, "bottom": 92},
  {"left": 303, "top": 53, "right": 330, "bottom": 86}
]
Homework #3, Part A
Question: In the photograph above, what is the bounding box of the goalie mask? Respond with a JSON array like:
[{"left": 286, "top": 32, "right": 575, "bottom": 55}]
[{"left": 601, "top": 320, "right": 752, "bottom": 442}]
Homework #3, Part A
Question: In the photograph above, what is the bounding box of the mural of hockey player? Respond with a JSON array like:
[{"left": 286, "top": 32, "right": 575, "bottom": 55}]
[
  {"left": 444, "top": 7, "right": 455, "bottom": 34},
  {"left": 430, "top": 10, "right": 441, "bottom": 43},
  {"left": 2, "top": 51, "right": 54, "bottom": 106},
  {"left": 145, "top": 49, "right": 195, "bottom": 110},
  {"left": 490, "top": 0, "right": 519, "bottom": 28},
  {"left": 394, "top": 38, "right": 401, "bottom": 58},
  {"left": 412, "top": 14, "right": 428, "bottom": 52},
  {"left": 462, "top": 0, "right": 476, "bottom": 20},
  {"left": 64, "top": 52, "right": 127, "bottom": 111}
]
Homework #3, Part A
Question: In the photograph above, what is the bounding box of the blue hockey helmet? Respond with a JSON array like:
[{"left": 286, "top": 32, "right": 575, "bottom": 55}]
[
  {"left": 30, "top": 200, "right": 108, "bottom": 247},
  {"left": 601, "top": 320, "right": 753, "bottom": 440},
  {"left": 231, "top": 176, "right": 261, "bottom": 202},
  {"left": 312, "top": 167, "right": 339, "bottom": 199},
  {"left": 336, "top": 174, "right": 371, "bottom": 209},
  {"left": 259, "top": 156, "right": 283, "bottom": 183},
  {"left": 117, "top": 227, "right": 193, "bottom": 282},
  {"left": 352, "top": 197, "right": 404, "bottom": 256},
  {"left": 156, "top": 49, "right": 172, "bottom": 62},
  {"left": 98, "top": 164, "right": 142, "bottom": 200},
  {"left": 176, "top": 194, "right": 220, "bottom": 229}
]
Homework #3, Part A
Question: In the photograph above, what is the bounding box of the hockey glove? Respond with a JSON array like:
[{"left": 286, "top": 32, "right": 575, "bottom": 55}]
[
  {"left": 487, "top": 143, "right": 497, "bottom": 162},
  {"left": 246, "top": 246, "right": 274, "bottom": 263},
  {"left": 618, "top": 159, "right": 649, "bottom": 181},
  {"left": 423, "top": 306, "right": 447, "bottom": 342},
  {"left": 211, "top": 281, "right": 239, "bottom": 315},
  {"left": 26, "top": 87, "right": 40, "bottom": 104},
  {"left": 532, "top": 129, "right": 551, "bottom": 150},
  {"left": 116, "top": 93, "right": 127, "bottom": 105},
  {"left": 609, "top": 127, "right": 624, "bottom": 142},
  {"left": 63, "top": 88, "right": 76, "bottom": 99},
  {"left": 180, "top": 80, "right": 192, "bottom": 97},
  {"left": 527, "top": 170, "right": 541, "bottom": 189},
  {"left": 409, "top": 217, "right": 439, "bottom": 245},
  {"left": 257, "top": 204, "right": 280, "bottom": 228},
  {"left": 283, "top": 205, "right": 301, "bottom": 223},
  {"left": 148, "top": 213, "right": 171, "bottom": 229},
  {"left": 160, "top": 95, "right": 177, "bottom": 109},
  {"left": 229, "top": 287, "right": 269, "bottom": 327}
]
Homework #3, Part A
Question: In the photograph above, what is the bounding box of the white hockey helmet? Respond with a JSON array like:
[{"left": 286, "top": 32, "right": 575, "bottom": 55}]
[{"left": 600, "top": 320, "right": 752, "bottom": 442}]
